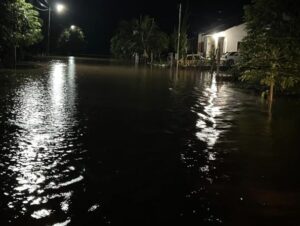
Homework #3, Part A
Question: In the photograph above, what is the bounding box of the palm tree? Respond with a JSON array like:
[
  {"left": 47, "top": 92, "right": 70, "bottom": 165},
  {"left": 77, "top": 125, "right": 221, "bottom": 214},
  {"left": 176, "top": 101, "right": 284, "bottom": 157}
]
[{"left": 111, "top": 15, "right": 169, "bottom": 62}]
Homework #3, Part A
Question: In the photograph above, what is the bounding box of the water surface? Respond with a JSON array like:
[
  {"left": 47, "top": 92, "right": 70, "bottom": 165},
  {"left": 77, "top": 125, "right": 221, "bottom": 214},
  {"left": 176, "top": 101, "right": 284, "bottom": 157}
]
[{"left": 0, "top": 58, "right": 300, "bottom": 226}]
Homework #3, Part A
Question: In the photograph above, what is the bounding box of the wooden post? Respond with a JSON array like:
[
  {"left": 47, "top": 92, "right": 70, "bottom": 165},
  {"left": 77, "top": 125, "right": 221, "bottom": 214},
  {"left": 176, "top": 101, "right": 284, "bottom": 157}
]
[
  {"left": 135, "top": 53, "right": 139, "bottom": 66},
  {"left": 216, "top": 47, "right": 220, "bottom": 75},
  {"left": 268, "top": 81, "right": 274, "bottom": 114},
  {"left": 151, "top": 52, "right": 154, "bottom": 65}
]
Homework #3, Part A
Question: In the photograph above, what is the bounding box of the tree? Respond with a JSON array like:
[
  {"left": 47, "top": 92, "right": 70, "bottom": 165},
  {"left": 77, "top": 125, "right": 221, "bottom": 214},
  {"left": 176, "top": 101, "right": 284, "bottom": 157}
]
[
  {"left": 0, "top": 0, "right": 43, "bottom": 67},
  {"left": 110, "top": 15, "right": 169, "bottom": 61},
  {"left": 111, "top": 20, "right": 139, "bottom": 59},
  {"left": 132, "top": 15, "right": 157, "bottom": 59},
  {"left": 149, "top": 31, "right": 169, "bottom": 62},
  {"left": 239, "top": 0, "right": 300, "bottom": 106},
  {"left": 58, "top": 26, "right": 86, "bottom": 55}
]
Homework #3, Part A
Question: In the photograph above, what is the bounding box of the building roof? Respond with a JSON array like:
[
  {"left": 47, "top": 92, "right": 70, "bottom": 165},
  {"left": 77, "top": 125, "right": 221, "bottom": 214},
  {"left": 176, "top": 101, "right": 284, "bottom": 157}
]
[{"left": 199, "top": 22, "right": 245, "bottom": 36}]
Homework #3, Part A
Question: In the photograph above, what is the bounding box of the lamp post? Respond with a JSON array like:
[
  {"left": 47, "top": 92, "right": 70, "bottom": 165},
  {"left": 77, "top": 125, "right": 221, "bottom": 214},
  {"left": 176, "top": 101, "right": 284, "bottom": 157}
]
[
  {"left": 46, "top": 3, "right": 66, "bottom": 55},
  {"left": 47, "top": 6, "right": 51, "bottom": 55},
  {"left": 35, "top": 1, "right": 66, "bottom": 55}
]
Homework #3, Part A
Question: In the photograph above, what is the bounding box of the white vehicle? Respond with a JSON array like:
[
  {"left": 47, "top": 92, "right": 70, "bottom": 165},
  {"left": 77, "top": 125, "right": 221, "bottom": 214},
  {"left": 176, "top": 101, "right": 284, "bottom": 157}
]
[{"left": 221, "top": 52, "right": 240, "bottom": 66}]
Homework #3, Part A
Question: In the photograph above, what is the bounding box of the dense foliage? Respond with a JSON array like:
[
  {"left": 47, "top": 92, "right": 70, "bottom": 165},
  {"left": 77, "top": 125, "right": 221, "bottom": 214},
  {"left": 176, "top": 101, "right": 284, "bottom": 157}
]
[
  {"left": 111, "top": 16, "right": 169, "bottom": 61},
  {"left": 239, "top": 0, "right": 300, "bottom": 101},
  {"left": 0, "top": 0, "right": 43, "bottom": 66},
  {"left": 58, "top": 26, "right": 86, "bottom": 55}
]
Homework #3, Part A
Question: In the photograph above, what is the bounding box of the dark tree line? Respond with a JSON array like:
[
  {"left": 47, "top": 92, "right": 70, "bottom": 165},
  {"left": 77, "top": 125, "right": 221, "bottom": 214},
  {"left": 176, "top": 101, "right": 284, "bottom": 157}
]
[
  {"left": 0, "top": 0, "right": 43, "bottom": 67},
  {"left": 110, "top": 13, "right": 190, "bottom": 63},
  {"left": 110, "top": 15, "right": 169, "bottom": 62}
]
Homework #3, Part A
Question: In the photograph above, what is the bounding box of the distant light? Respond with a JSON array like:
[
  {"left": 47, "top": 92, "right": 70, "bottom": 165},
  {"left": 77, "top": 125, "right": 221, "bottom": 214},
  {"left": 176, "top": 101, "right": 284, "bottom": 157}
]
[
  {"left": 56, "top": 4, "right": 65, "bottom": 13},
  {"left": 70, "top": 25, "right": 76, "bottom": 30}
]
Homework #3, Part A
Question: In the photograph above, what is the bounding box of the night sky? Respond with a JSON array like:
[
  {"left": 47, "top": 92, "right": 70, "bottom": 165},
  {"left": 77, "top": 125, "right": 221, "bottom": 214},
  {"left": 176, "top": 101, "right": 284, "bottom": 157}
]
[{"left": 37, "top": 0, "right": 252, "bottom": 55}]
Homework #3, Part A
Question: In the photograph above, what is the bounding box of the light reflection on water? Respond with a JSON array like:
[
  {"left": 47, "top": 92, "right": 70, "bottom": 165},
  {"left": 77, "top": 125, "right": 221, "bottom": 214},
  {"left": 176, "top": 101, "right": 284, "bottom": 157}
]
[
  {"left": 1, "top": 57, "right": 84, "bottom": 224},
  {"left": 178, "top": 73, "right": 234, "bottom": 168},
  {"left": 196, "top": 74, "right": 223, "bottom": 148},
  {"left": 0, "top": 60, "right": 299, "bottom": 225},
  {"left": 173, "top": 72, "right": 240, "bottom": 223}
]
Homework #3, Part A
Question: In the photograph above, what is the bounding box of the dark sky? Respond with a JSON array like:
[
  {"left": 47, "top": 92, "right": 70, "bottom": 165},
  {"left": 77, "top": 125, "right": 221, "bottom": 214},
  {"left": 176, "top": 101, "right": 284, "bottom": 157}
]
[{"left": 40, "top": 0, "right": 252, "bottom": 55}]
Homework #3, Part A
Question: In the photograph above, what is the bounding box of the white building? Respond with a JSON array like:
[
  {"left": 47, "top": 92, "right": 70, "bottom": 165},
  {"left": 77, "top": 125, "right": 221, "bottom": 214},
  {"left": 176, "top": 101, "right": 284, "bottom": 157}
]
[{"left": 198, "top": 23, "right": 247, "bottom": 57}]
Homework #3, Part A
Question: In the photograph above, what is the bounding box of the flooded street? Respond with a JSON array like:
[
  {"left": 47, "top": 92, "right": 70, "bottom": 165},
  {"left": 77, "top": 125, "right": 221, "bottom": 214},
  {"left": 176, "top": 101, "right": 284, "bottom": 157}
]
[{"left": 0, "top": 58, "right": 300, "bottom": 226}]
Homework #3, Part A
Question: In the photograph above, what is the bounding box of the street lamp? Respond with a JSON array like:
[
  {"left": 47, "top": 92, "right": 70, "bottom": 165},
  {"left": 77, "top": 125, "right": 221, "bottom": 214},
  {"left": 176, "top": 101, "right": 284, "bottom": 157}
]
[
  {"left": 35, "top": 1, "right": 67, "bottom": 55},
  {"left": 56, "top": 4, "right": 65, "bottom": 13},
  {"left": 70, "top": 25, "right": 76, "bottom": 31},
  {"left": 46, "top": 3, "right": 66, "bottom": 55}
]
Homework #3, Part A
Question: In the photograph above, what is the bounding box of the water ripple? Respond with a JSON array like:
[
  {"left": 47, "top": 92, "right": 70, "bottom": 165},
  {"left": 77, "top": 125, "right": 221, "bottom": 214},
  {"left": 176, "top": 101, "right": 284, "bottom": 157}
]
[{"left": 0, "top": 58, "right": 85, "bottom": 225}]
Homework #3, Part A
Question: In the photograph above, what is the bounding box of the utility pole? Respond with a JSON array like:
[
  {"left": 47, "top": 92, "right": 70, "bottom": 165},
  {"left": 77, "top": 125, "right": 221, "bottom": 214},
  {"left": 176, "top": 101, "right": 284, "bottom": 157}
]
[
  {"left": 47, "top": 6, "right": 51, "bottom": 55},
  {"left": 176, "top": 3, "right": 182, "bottom": 70}
]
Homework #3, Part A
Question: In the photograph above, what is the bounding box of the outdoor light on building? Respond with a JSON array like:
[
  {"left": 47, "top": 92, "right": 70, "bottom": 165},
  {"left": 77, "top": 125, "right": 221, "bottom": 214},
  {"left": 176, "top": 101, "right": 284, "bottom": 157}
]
[
  {"left": 56, "top": 4, "right": 65, "bottom": 13},
  {"left": 70, "top": 25, "right": 76, "bottom": 30},
  {"left": 212, "top": 32, "right": 225, "bottom": 45},
  {"left": 212, "top": 33, "right": 219, "bottom": 42}
]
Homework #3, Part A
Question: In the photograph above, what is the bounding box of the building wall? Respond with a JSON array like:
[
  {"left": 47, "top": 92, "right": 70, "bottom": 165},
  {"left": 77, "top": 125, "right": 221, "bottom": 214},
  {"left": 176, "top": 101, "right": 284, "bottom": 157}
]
[
  {"left": 198, "top": 23, "right": 247, "bottom": 57},
  {"left": 223, "top": 24, "right": 247, "bottom": 53}
]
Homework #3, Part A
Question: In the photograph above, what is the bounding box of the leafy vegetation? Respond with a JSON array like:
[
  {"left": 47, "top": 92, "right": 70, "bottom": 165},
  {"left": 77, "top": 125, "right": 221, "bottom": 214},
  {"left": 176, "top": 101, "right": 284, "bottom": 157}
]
[
  {"left": 0, "top": 0, "right": 43, "bottom": 67},
  {"left": 58, "top": 26, "right": 86, "bottom": 55},
  {"left": 239, "top": 0, "right": 300, "bottom": 102}
]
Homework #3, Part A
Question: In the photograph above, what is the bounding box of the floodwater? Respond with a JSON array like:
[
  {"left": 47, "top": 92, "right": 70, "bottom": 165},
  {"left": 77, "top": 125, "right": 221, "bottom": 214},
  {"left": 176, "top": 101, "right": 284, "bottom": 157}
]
[{"left": 0, "top": 57, "right": 299, "bottom": 226}]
